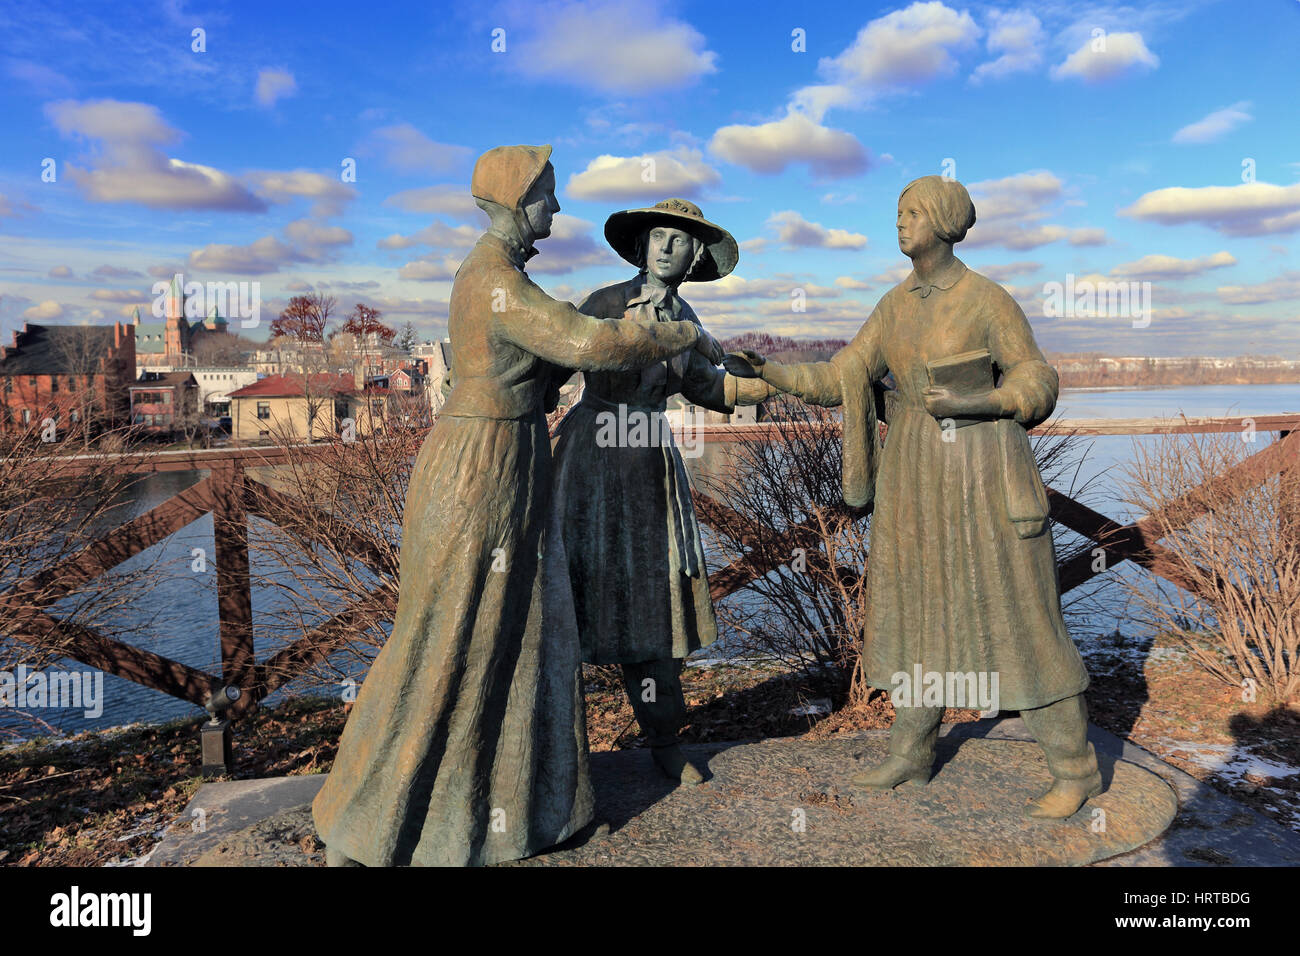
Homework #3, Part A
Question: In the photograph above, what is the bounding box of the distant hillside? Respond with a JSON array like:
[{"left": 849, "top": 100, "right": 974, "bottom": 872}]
[{"left": 721, "top": 332, "right": 848, "bottom": 364}]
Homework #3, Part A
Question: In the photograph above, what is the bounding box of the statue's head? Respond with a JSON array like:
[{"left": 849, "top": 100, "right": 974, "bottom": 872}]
[
  {"left": 897, "top": 175, "right": 976, "bottom": 258},
  {"left": 633, "top": 225, "right": 707, "bottom": 285},
  {"left": 605, "top": 198, "right": 738, "bottom": 283},
  {"left": 471, "top": 144, "right": 558, "bottom": 244}
]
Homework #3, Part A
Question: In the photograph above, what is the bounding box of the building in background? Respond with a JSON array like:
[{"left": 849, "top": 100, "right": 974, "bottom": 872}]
[
  {"left": 0, "top": 321, "right": 135, "bottom": 435},
  {"left": 227, "top": 372, "right": 390, "bottom": 442},
  {"left": 189, "top": 367, "right": 259, "bottom": 417},
  {"left": 133, "top": 277, "right": 232, "bottom": 372},
  {"left": 129, "top": 371, "right": 199, "bottom": 437}
]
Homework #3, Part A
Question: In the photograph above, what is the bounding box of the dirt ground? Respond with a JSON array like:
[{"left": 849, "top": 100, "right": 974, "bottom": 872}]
[{"left": 1, "top": 643, "right": 1295, "bottom": 866}]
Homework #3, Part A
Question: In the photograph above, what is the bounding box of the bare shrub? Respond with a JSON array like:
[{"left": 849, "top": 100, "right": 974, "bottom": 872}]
[
  {"left": 1118, "top": 423, "right": 1298, "bottom": 702},
  {"left": 243, "top": 407, "right": 431, "bottom": 692}
]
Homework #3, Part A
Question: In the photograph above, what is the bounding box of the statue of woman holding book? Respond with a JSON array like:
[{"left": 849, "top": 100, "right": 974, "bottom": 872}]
[{"left": 725, "top": 175, "right": 1101, "bottom": 819}]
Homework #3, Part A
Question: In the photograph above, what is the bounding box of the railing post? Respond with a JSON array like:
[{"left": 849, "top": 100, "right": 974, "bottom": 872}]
[{"left": 210, "top": 460, "right": 256, "bottom": 773}]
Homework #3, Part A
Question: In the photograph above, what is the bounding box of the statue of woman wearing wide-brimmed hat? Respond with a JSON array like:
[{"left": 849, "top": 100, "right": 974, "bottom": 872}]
[
  {"left": 312, "top": 149, "right": 722, "bottom": 866},
  {"left": 727, "top": 176, "right": 1102, "bottom": 819},
  {"left": 551, "top": 198, "right": 776, "bottom": 785}
]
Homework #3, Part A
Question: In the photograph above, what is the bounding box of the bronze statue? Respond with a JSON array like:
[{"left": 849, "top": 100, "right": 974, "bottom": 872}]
[
  {"left": 312, "top": 146, "right": 722, "bottom": 866},
  {"left": 727, "top": 175, "right": 1102, "bottom": 819},
  {"left": 550, "top": 199, "right": 775, "bottom": 785}
]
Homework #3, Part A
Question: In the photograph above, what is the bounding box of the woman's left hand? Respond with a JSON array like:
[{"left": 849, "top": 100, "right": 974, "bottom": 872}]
[{"left": 923, "top": 386, "right": 1002, "bottom": 419}]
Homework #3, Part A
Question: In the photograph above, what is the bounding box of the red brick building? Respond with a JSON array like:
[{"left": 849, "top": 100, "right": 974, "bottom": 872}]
[
  {"left": 0, "top": 321, "right": 135, "bottom": 435},
  {"left": 129, "top": 371, "right": 199, "bottom": 436}
]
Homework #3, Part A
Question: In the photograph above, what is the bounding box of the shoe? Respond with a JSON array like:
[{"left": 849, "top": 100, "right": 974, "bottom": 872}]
[
  {"left": 1024, "top": 771, "right": 1103, "bottom": 819},
  {"left": 325, "top": 846, "right": 363, "bottom": 867},
  {"left": 651, "top": 743, "right": 704, "bottom": 786},
  {"left": 850, "top": 755, "right": 931, "bottom": 790}
]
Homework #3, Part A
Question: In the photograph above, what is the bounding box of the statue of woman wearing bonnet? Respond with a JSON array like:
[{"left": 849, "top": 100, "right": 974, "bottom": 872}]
[{"left": 727, "top": 175, "right": 1102, "bottom": 819}]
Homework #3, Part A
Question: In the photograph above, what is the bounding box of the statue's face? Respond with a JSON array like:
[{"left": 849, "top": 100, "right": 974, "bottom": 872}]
[
  {"left": 897, "top": 195, "right": 940, "bottom": 258},
  {"left": 522, "top": 165, "right": 559, "bottom": 240},
  {"left": 645, "top": 225, "right": 695, "bottom": 283}
]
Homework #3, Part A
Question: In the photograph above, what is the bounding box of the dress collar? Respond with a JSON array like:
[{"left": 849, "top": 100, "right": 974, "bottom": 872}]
[
  {"left": 906, "top": 257, "right": 967, "bottom": 298},
  {"left": 481, "top": 229, "right": 537, "bottom": 269},
  {"left": 627, "top": 273, "right": 681, "bottom": 318}
]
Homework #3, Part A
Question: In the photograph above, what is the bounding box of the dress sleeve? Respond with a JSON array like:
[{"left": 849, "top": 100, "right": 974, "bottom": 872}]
[
  {"left": 987, "top": 292, "right": 1058, "bottom": 429},
  {"left": 497, "top": 272, "right": 699, "bottom": 372},
  {"left": 774, "top": 303, "right": 886, "bottom": 407}
]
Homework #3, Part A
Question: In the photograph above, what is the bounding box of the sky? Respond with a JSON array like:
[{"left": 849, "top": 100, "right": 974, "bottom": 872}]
[{"left": 1, "top": 0, "right": 1298, "bottom": 357}]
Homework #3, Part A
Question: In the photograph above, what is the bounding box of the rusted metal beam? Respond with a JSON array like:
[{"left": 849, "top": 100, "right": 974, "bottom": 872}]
[
  {"left": 242, "top": 477, "right": 392, "bottom": 577},
  {"left": 0, "top": 477, "right": 216, "bottom": 609},
  {"left": 211, "top": 462, "right": 255, "bottom": 706},
  {"left": 250, "top": 585, "right": 397, "bottom": 702},
  {"left": 0, "top": 606, "right": 215, "bottom": 706}
]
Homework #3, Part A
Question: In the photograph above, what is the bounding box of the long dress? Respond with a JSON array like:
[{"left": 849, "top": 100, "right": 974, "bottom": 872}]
[
  {"left": 550, "top": 274, "right": 766, "bottom": 665},
  {"left": 311, "top": 233, "right": 701, "bottom": 866},
  {"left": 783, "top": 257, "right": 1089, "bottom": 711}
]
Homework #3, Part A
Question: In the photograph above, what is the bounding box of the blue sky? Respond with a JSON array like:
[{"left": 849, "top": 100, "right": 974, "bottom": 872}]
[{"left": 1, "top": 0, "right": 1298, "bottom": 356}]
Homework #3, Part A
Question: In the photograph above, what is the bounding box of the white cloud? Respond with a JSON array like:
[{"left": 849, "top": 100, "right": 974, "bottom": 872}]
[
  {"left": 1051, "top": 31, "right": 1158, "bottom": 83},
  {"left": 365, "top": 123, "right": 471, "bottom": 175},
  {"left": 284, "top": 219, "right": 353, "bottom": 249},
  {"left": 45, "top": 99, "right": 266, "bottom": 211},
  {"left": 1110, "top": 251, "right": 1236, "bottom": 280},
  {"left": 255, "top": 68, "right": 297, "bottom": 108},
  {"left": 92, "top": 264, "right": 143, "bottom": 278},
  {"left": 507, "top": 0, "right": 717, "bottom": 95},
  {"left": 48, "top": 265, "right": 73, "bottom": 278},
  {"left": 384, "top": 184, "right": 481, "bottom": 220},
  {"left": 974, "top": 261, "right": 1042, "bottom": 281},
  {"left": 89, "top": 289, "right": 145, "bottom": 303},
  {"left": 1172, "top": 102, "right": 1253, "bottom": 145},
  {"left": 962, "top": 171, "right": 1107, "bottom": 250},
  {"left": 763, "top": 211, "right": 868, "bottom": 250},
  {"left": 1216, "top": 272, "right": 1300, "bottom": 305},
  {"left": 22, "top": 300, "right": 64, "bottom": 320},
  {"left": 565, "top": 148, "right": 721, "bottom": 201},
  {"left": 970, "top": 10, "right": 1044, "bottom": 83},
  {"left": 528, "top": 214, "right": 619, "bottom": 275},
  {"left": 1120, "top": 182, "right": 1300, "bottom": 236},
  {"left": 248, "top": 170, "right": 356, "bottom": 218},
  {"left": 793, "top": 1, "right": 980, "bottom": 118},
  {"left": 398, "top": 255, "right": 462, "bottom": 282},
  {"left": 709, "top": 112, "right": 868, "bottom": 178},
  {"left": 188, "top": 236, "right": 306, "bottom": 275}
]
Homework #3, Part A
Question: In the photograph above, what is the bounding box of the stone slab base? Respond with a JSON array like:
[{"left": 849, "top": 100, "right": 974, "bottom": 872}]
[{"left": 149, "top": 731, "right": 1182, "bottom": 867}]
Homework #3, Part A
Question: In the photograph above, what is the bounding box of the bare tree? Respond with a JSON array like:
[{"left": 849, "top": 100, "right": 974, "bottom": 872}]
[
  {"left": 0, "top": 419, "right": 165, "bottom": 738},
  {"left": 1119, "top": 423, "right": 1299, "bottom": 702}
]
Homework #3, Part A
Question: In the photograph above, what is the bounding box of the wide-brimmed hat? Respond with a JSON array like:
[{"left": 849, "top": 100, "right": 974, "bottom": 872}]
[
  {"left": 605, "top": 198, "right": 738, "bottom": 282},
  {"left": 471, "top": 144, "right": 553, "bottom": 211}
]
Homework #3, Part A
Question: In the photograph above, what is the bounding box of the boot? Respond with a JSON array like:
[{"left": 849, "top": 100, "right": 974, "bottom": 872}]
[
  {"left": 1024, "top": 767, "right": 1103, "bottom": 819},
  {"left": 325, "top": 846, "right": 362, "bottom": 867},
  {"left": 622, "top": 659, "right": 702, "bottom": 786},
  {"left": 851, "top": 704, "right": 942, "bottom": 790},
  {"left": 651, "top": 742, "right": 705, "bottom": 786},
  {"left": 1021, "top": 694, "right": 1103, "bottom": 820},
  {"left": 850, "top": 754, "right": 931, "bottom": 789}
]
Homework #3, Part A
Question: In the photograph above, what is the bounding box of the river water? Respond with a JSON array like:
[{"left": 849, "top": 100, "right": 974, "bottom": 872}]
[{"left": 5, "top": 383, "right": 1297, "bottom": 738}]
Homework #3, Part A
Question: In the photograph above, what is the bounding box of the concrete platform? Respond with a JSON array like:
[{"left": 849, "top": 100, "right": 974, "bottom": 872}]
[{"left": 144, "top": 719, "right": 1300, "bottom": 866}]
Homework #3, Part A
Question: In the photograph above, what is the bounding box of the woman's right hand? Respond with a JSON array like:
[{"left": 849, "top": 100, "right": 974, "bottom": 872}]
[
  {"left": 722, "top": 349, "right": 766, "bottom": 378},
  {"left": 694, "top": 328, "right": 725, "bottom": 366}
]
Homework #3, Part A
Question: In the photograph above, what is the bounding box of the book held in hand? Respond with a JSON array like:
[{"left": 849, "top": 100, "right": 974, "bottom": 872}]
[{"left": 926, "top": 348, "right": 995, "bottom": 394}]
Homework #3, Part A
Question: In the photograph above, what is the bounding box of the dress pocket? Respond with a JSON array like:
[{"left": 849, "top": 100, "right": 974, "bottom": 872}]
[{"left": 996, "top": 418, "right": 1049, "bottom": 538}]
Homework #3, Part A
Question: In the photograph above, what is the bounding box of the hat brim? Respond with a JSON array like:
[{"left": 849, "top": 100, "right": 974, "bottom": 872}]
[{"left": 604, "top": 208, "right": 738, "bottom": 282}]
